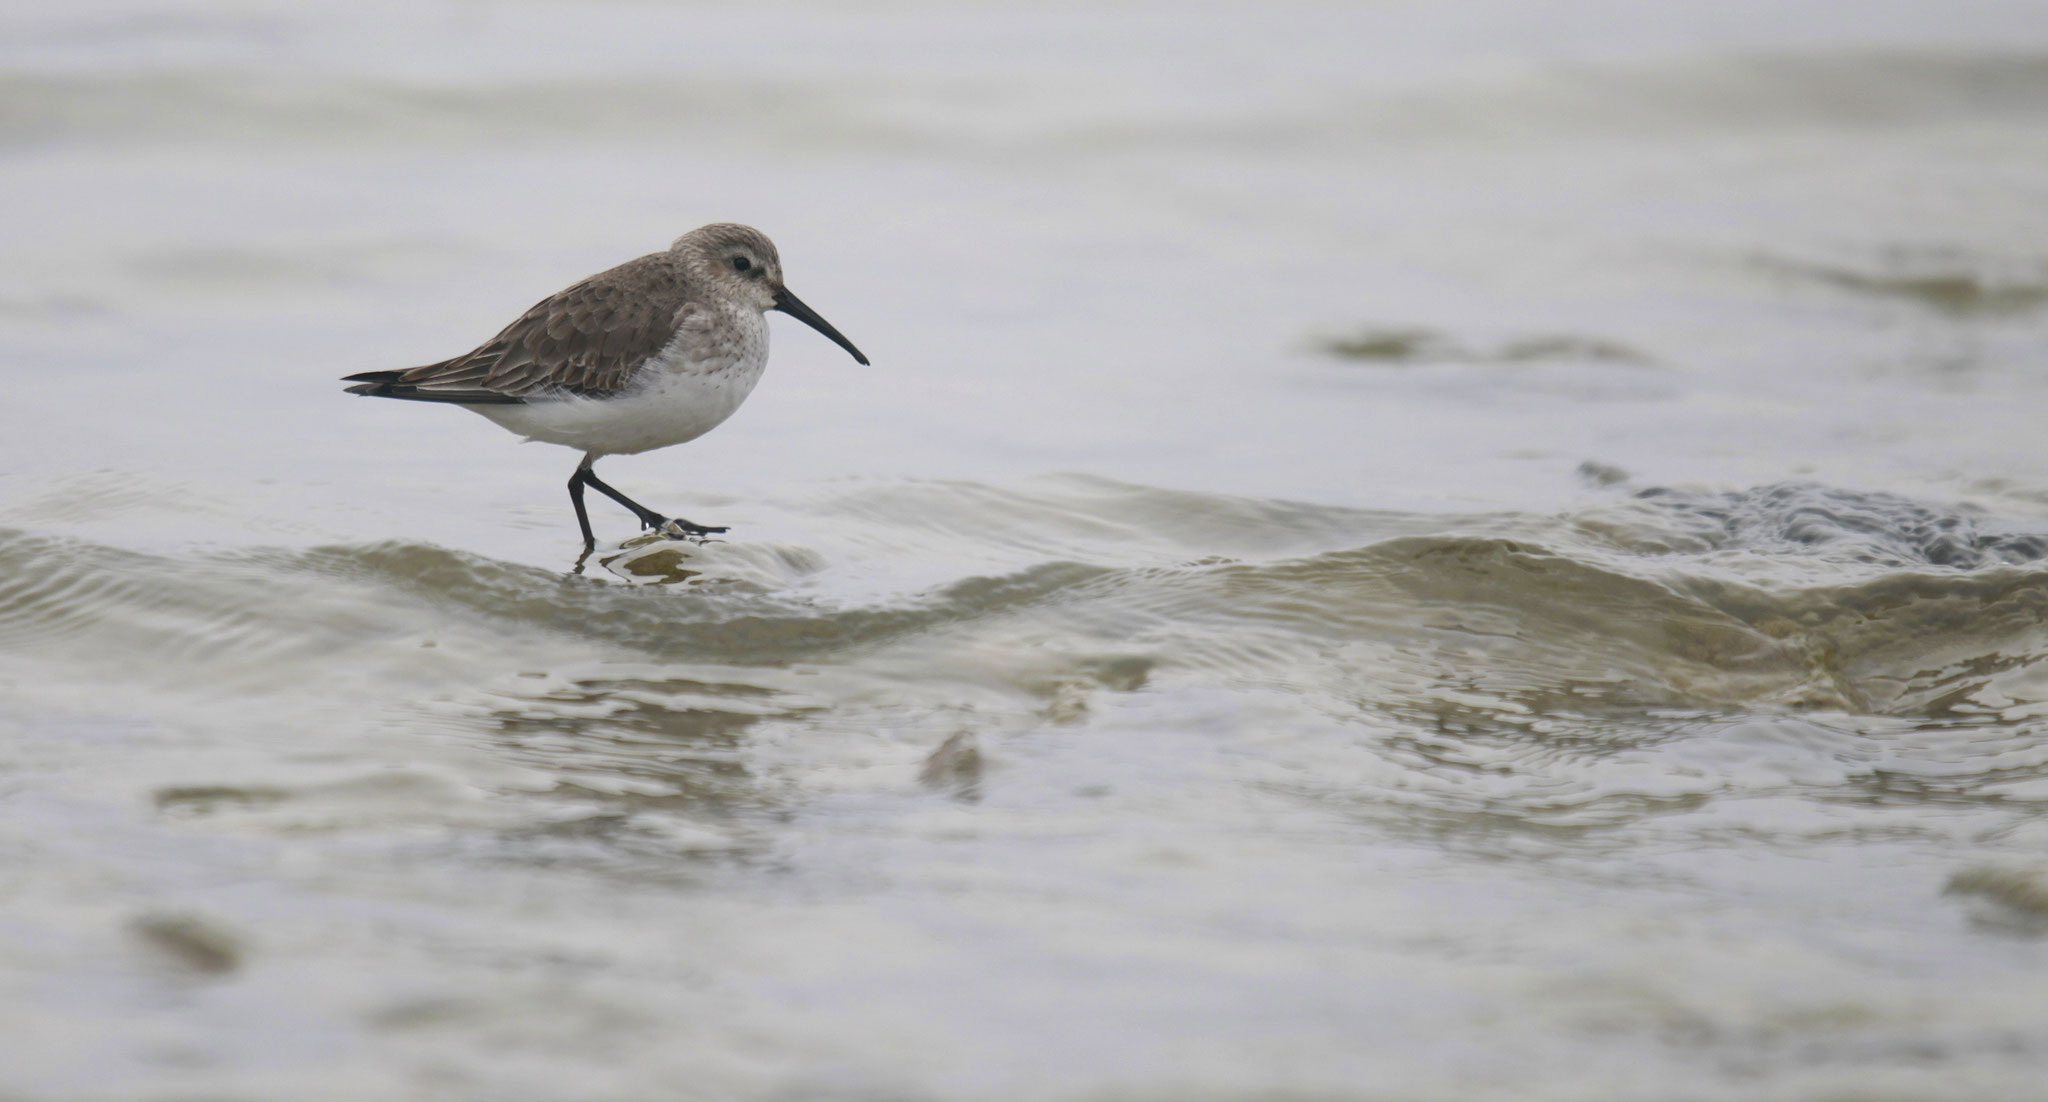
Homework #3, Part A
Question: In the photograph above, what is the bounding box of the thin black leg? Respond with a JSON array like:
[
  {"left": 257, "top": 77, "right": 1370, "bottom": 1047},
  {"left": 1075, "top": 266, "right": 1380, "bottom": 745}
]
[
  {"left": 567, "top": 469, "right": 597, "bottom": 550},
  {"left": 580, "top": 468, "right": 666, "bottom": 529},
  {"left": 579, "top": 466, "right": 728, "bottom": 539}
]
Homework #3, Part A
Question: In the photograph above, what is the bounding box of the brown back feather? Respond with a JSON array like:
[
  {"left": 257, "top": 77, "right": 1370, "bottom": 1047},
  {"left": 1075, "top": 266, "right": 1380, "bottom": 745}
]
[{"left": 395, "top": 253, "right": 691, "bottom": 399}]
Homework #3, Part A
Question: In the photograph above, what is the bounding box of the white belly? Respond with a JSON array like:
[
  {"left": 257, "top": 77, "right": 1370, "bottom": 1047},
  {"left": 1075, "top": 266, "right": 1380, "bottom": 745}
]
[{"left": 471, "top": 321, "right": 769, "bottom": 458}]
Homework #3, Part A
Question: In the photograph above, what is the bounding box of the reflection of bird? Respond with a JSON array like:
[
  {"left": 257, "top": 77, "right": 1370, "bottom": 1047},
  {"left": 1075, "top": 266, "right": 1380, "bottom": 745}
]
[{"left": 343, "top": 223, "right": 868, "bottom": 552}]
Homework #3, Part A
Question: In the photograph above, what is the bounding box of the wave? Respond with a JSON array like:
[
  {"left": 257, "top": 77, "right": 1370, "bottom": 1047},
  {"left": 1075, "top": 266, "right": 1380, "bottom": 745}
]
[
  {"left": 6, "top": 480, "right": 2048, "bottom": 729},
  {"left": 10, "top": 477, "right": 2048, "bottom": 840},
  {"left": 8, "top": 50, "right": 2048, "bottom": 154}
]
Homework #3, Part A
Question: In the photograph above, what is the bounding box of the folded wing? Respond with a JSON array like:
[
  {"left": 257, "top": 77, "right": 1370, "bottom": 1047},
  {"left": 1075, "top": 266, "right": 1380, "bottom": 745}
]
[{"left": 342, "top": 253, "right": 688, "bottom": 405}]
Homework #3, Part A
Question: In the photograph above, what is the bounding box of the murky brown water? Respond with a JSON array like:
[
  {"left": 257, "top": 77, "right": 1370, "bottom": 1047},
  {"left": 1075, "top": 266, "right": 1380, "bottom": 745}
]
[{"left": 5, "top": 1, "right": 2048, "bottom": 1098}]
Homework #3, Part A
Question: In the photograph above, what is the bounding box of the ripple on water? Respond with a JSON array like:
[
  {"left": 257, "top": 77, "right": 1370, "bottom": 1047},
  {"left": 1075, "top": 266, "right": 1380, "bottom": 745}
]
[
  {"left": 9, "top": 476, "right": 2048, "bottom": 1102},
  {"left": 9, "top": 478, "right": 2048, "bottom": 845}
]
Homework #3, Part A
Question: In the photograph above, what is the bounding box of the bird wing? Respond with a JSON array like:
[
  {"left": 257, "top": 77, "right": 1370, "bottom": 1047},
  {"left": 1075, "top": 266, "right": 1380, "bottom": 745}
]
[{"left": 348, "top": 253, "right": 690, "bottom": 403}]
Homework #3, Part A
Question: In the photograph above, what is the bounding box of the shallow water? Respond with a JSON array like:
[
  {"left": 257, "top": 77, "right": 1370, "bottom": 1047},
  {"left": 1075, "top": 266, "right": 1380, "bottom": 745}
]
[{"left": 6, "top": 1, "right": 2048, "bottom": 1098}]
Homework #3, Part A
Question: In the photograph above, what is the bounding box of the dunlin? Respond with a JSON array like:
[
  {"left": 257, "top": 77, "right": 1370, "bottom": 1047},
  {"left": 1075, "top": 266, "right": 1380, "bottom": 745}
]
[{"left": 343, "top": 223, "right": 868, "bottom": 551}]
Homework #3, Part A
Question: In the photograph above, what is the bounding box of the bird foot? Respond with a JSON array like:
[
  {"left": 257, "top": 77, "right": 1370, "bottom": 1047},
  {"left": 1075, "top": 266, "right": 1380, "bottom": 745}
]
[{"left": 651, "top": 517, "right": 728, "bottom": 542}]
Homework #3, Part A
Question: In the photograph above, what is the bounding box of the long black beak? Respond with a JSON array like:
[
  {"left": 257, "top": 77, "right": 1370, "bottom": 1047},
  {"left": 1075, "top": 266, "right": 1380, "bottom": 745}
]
[{"left": 773, "top": 287, "right": 869, "bottom": 365}]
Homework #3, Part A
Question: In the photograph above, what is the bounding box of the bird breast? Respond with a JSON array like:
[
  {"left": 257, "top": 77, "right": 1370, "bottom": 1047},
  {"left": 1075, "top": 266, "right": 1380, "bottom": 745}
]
[{"left": 664, "top": 300, "right": 771, "bottom": 381}]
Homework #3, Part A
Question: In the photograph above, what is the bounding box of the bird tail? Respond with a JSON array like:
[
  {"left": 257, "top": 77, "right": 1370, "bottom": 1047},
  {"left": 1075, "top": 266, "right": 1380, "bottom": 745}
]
[{"left": 340, "top": 370, "right": 525, "bottom": 405}]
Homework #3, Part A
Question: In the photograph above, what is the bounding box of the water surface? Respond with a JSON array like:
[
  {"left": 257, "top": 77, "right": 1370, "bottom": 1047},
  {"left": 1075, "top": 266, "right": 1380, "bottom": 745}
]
[{"left": 4, "top": 1, "right": 2048, "bottom": 1098}]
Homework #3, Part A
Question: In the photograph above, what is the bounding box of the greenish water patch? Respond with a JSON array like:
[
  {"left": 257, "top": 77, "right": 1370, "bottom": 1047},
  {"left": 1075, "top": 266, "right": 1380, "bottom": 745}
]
[
  {"left": 1316, "top": 327, "right": 1650, "bottom": 366},
  {"left": 1757, "top": 250, "right": 2048, "bottom": 317}
]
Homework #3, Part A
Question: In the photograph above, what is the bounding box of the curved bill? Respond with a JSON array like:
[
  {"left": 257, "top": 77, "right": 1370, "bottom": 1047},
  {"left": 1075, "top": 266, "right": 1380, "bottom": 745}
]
[{"left": 773, "top": 287, "right": 869, "bottom": 365}]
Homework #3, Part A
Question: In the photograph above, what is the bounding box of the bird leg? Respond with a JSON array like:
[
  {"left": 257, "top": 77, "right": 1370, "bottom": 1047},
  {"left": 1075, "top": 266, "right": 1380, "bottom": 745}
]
[
  {"left": 567, "top": 468, "right": 599, "bottom": 550},
  {"left": 571, "top": 465, "right": 728, "bottom": 544}
]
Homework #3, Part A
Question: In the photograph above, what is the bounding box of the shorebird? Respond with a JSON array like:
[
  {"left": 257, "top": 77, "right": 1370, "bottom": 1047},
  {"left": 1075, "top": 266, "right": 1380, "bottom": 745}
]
[{"left": 343, "top": 223, "right": 868, "bottom": 552}]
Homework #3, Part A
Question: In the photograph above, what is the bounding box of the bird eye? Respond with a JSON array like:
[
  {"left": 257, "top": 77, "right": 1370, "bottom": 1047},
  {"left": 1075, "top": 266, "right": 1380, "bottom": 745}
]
[{"left": 731, "top": 256, "right": 752, "bottom": 273}]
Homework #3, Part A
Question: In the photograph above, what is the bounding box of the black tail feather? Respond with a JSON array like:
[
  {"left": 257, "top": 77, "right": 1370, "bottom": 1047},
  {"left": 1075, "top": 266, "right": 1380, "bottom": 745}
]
[{"left": 341, "top": 371, "right": 525, "bottom": 405}]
